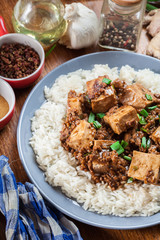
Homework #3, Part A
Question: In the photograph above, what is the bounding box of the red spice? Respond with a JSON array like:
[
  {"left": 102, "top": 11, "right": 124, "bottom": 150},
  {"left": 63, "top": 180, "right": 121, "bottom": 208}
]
[{"left": 0, "top": 43, "right": 40, "bottom": 79}]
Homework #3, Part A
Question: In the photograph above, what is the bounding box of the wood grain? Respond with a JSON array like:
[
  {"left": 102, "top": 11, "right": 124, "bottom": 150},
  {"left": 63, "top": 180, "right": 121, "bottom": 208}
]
[{"left": 0, "top": 0, "right": 160, "bottom": 239}]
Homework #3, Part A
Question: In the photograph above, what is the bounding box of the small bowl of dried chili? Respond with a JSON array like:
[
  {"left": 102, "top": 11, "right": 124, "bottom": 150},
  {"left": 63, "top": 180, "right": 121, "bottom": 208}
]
[
  {"left": 0, "top": 78, "right": 15, "bottom": 129},
  {"left": 0, "top": 16, "right": 45, "bottom": 88}
]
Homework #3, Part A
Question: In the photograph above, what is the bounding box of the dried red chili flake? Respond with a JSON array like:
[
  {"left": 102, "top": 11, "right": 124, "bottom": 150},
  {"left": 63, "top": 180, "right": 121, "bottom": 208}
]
[{"left": 0, "top": 43, "right": 40, "bottom": 79}]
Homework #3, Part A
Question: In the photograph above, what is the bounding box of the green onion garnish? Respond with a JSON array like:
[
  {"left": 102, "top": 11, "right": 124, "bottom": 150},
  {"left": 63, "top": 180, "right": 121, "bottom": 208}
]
[
  {"left": 127, "top": 177, "right": 133, "bottom": 183},
  {"left": 93, "top": 120, "right": 101, "bottom": 129},
  {"left": 110, "top": 141, "right": 124, "bottom": 155},
  {"left": 140, "top": 127, "right": 149, "bottom": 134},
  {"left": 146, "top": 3, "right": 158, "bottom": 11},
  {"left": 88, "top": 112, "right": 95, "bottom": 123},
  {"left": 147, "top": 0, "right": 160, "bottom": 2},
  {"left": 83, "top": 152, "right": 91, "bottom": 157},
  {"left": 140, "top": 109, "right": 148, "bottom": 118},
  {"left": 147, "top": 138, "right": 151, "bottom": 149},
  {"left": 85, "top": 95, "right": 91, "bottom": 103},
  {"left": 96, "top": 113, "right": 105, "bottom": 119},
  {"left": 45, "top": 44, "right": 56, "bottom": 57},
  {"left": 102, "top": 78, "right": 112, "bottom": 85},
  {"left": 137, "top": 114, "right": 147, "bottom": 125},
  {"left": 117, "top": 146, "right": 125, "bottom": 155},
  {"left": 141, "top": 137, "right": 147, "bottom": 148},
  {"left": 145, "top": 94, "right": 152, "bottom": 101},
  {"left": 123, "top": 155, "right": 132, "bottom": 161},
  {"left": 121, "top": 140, "right": 128, "bottom": 149},
  {"left": 148, "top": 105, "right": 157, "bottom": 110},
  {"left": 110, "top": 141, "right": 121, "bottom": 151}
]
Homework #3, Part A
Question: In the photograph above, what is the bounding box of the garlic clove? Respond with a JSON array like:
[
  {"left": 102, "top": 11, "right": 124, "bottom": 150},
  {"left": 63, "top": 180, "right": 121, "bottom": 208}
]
[{"left": 59, "top": 3, "right": 101, "bottom": 49}]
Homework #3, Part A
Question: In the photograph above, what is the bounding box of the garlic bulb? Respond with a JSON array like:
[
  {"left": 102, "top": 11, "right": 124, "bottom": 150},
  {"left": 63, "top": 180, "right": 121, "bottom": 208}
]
[{"left": 59, "top": 3, "right": 100, "bottom": 49}]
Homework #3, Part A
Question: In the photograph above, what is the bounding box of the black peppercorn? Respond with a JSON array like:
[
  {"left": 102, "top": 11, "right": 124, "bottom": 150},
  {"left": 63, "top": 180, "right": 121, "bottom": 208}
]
[{"left": 99, "top": 0, "right": 146, "bottom": 51}]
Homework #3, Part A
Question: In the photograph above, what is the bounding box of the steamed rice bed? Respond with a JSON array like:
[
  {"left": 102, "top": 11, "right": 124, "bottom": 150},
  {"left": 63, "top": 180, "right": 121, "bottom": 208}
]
[{"left": 30, "top": 64, "right": 160, "bottom": 217}]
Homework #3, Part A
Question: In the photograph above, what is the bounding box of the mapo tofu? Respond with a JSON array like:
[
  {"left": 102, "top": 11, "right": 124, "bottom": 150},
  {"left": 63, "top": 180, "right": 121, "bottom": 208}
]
[{"left": 60, "top": 75, "right": 160, "bottom": 190}]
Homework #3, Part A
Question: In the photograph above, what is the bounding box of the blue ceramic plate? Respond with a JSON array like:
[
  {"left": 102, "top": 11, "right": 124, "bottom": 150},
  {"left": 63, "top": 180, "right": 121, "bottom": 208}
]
[{"left": 17, "top": 51, "right": 160, "bottom": 229}]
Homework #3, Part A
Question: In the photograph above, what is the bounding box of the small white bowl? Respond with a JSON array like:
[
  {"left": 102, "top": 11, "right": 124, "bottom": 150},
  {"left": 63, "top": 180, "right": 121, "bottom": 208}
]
[{"left": 0, "top": 78, "right": 15, "bottom": 129}]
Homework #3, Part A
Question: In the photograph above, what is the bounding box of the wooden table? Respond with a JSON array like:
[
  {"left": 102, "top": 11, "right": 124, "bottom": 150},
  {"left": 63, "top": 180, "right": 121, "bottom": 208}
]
[{"left": 0, "top": 0, "right": 160, "bottom": 239}]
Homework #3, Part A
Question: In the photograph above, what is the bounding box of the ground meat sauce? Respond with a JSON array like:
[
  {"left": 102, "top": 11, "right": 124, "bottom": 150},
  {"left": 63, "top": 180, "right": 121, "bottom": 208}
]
[{"left": 60, "top": 77, "right": 160, "bottom": 190}]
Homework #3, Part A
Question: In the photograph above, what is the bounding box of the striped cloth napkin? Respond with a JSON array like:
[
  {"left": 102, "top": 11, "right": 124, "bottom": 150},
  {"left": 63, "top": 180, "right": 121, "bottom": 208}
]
[{"left": 0, "top": 155, "right": 83, "bottom": 240}]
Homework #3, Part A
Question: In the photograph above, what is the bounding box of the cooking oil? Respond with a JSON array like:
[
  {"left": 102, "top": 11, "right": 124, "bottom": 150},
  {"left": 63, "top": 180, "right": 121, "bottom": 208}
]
[{"left": 12, "top": 0, "right": 67, "bottom": 48}]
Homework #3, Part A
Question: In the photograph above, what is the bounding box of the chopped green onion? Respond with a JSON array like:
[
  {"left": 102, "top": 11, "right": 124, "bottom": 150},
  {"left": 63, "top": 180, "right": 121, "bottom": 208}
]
[
  {"left": 141, "top": 137, "right": 147, "bottom": 148},
  {"left": 85, "top": 95, "right": 91, "bottom": 103},
  {"left": 121, "top": 140, "right": 128, "bottom": 149},
  {"left": 140, "top": 127, "right": 149, "bottom": 134},
  {"left": 140, "top": 117, "right": 147, "bottom": 125},
  {"left": 145, "top": 94, "right": 152, "bottom": 101},
  {"left": 93, "top": 120, "right": 101, "bottom": 129},
  {"left": 123, "top": 155, "right": 132, "bottom": 161},
  {"left": 147, "top": 105, "right": 157, "bottom": 110},
  {"left": 83, "top": 152, "right": 91, "bottom": 157},
  {"left": 110, "top": 141, "right": 124, "bottom": 155},
  {"left": 146, "top": 3, "right": 158, "bottom": 11},
  {"left": 45, "top": 44, "right": 56, "bottom": 57},
  {"left": 147, "top": 138, "right": 151, "bottom": 149},
  {"left": 140, "top": 109, "right": 148, "bottom": 118},
  {"left": 137, "top": 114, "right": 147, "bottom": 125},
  {"left": 96, "top": 113, "right": 105, "bottom": 119},
  {"left": 88, "top": 112, "right": 95, "bottom": 123},
  {"left": 110, "top": 141, "right": 121, "bottom": 151},
  {"left": 117, "top": 146, "right": 125, "bottom": 155},
  {"left": 102, "top": 78, "right": 112, "bottom": 85},
  {"left": 151, "top": 0, "right": 160, "bottom": 1},
  {"left": 127, "top": 177, "right": 133, "bottom": 183}
]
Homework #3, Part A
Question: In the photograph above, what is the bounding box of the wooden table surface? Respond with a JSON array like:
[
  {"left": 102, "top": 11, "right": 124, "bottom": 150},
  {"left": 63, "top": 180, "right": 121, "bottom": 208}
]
[{"left": 0, "top": 0, "right": 160, "bottom": 239}]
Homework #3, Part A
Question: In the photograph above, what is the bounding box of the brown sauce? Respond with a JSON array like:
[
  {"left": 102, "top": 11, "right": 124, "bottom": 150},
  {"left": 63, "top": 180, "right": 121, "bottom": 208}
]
[{"left": 0, "top": 96, "right": 9, "bottom": 119}]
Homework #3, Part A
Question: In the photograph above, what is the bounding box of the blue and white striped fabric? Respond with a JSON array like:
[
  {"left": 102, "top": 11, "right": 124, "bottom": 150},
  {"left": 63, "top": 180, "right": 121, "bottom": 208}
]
[{"left": 0, "top": 155, "right": 83, "bottom": 240}]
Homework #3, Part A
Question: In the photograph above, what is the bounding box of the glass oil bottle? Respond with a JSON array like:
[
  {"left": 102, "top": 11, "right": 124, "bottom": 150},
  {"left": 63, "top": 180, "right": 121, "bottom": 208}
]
[{"left": 12, "top": 0, "right": 68, "bottom": 49}]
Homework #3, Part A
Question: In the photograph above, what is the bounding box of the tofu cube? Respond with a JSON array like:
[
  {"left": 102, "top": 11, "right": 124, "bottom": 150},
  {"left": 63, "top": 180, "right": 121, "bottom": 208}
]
[
  {"left": 128, "top": 151, "right": 160, "bottom": 184},
  {"left": 91, "top": 89, "right": 116, "bottom": 113},
  {"left": 86, "top": 75, "right": 117, "bottom": 113},
  {"left": 120, "top": 83, "right": 156, "bottom": 110},
  {"left": 67, "top": 120, "right": 96, "bottom": 150},
  {"left": 86, "top": 76, "right": 106, "bottom": 99},
  {"left": 104, "top": 106, "right": 139, "bottom": 135},
  {"left": 151, "top": 126, "right": 160, "bottom": 144},
  {"left": 93, "top": 140, "right": 115, "bottom": 150},
  {"left": 67, "top": 97, "right": 82, "bottom": 115}
]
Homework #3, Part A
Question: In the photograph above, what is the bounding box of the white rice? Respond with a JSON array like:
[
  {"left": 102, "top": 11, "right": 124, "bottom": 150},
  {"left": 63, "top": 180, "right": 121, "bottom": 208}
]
[{"left": 30, "top": 64, "right": 160, "bottom": 217}]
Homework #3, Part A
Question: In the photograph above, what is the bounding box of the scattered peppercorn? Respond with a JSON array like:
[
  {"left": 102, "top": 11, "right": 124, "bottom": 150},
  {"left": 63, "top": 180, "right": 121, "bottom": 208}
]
[{"left": 0, "top": 43, "right": 40, "bottom": 79}]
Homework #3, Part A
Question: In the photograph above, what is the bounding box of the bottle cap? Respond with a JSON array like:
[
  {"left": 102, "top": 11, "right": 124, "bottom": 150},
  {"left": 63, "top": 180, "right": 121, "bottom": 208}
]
[{"left": 112, "top": 0, "right": 142, "bottom": 6}]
